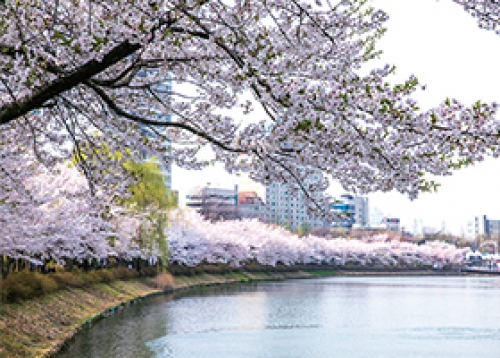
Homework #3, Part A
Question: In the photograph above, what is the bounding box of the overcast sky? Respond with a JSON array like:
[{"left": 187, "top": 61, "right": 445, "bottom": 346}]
[{"left": 172, "top": 0, "right": 500, "bottom": 235}]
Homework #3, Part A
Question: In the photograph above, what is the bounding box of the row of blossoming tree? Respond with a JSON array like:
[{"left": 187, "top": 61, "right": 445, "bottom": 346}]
[
  {"left": 0, "top": 161, "right": 173, "bottom": 276},
  {"left": 1, "top": 190, "right": 470, "bottom": 275},
  {"left": 168, "top": 210, "right": 468, "bottom": 268}
]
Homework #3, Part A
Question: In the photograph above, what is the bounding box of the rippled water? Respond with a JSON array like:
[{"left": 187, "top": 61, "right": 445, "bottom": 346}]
[{"left": 56, "top": 276, "right": 500, "bottom": 357}]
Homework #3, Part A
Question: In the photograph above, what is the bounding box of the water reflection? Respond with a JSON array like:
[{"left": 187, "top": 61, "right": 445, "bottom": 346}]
[{"left": 56, "top": 277, "right": 500, "bottom": 358}]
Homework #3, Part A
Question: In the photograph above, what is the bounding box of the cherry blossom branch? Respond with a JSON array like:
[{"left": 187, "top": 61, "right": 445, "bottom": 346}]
[
  {"left": 0, "top": 41, "right": 140, "bottom": 125},
  {"left": 85, "top": 80, "right": 245, "bottom": 154}
]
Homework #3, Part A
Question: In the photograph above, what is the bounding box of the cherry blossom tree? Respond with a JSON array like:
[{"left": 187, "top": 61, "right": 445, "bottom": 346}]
[
  {"left": 453, "top": 1, "right": 500, "bottom": 33},
  {"left": 168, "top": 209, "right": 469, "bottom": 268},
  {"left": 2, "top": 0, "right": 500, "bottom": 221},
  {"left": 0, "top": 161, "right": 114, "bottom": 265},
  {"left": 0, "top": 157, "right": 174, "bottom": 267}
]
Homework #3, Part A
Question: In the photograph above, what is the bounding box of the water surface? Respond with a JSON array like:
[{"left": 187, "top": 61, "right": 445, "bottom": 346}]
[{"left": 56, "top": 276, "right": 500, "bottom": 357}]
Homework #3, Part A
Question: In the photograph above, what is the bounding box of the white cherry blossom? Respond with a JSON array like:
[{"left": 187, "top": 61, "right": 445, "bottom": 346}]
[
  {"left": 168, "top": 210, "right": 469, "bottom": 268},
  {"left": 2, "top": 0, "right": 499, "bottom": 222}
]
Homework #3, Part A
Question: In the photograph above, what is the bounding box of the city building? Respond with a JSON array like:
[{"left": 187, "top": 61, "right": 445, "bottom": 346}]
[
  {"left": 238, "top": 191, "right": 266, "bottom": 221},
  {"left": 331, "top": 194, "right": 355, "bottom": 227},
  {"left": 331, "top": 194, "right": 369, "bottom": 228},
  {"left": 186, "top": 185, "right": 239, "bottom": 221},
  {"left": 137, "top": 70, "right": 172, "bottom": 190},
  {"left": 466, "top": 215, "right": 500, "bottom": 240},
  {"left": 237, "top": 173, "right": 265, "bottom": 199},
  {"left": 382, "top": 217, "right": 401, "bottom": 232},
  {"left": 265, "top": 181, "right": 325, "bottom": 232},
  {"left": 412, "top": 219, "right": 424, "bottom": 237},
  {"left": 490, "top": 220, "right": 500, "bottom": 239},
  {"left": 422, "top": 226, "right": 439, "bottom": 237},
  {"left": 370, "top": 207, "right": 385, "bottom": 229},
  {"left": 354, "top": 196, "right": 370, "bottom": 227}
]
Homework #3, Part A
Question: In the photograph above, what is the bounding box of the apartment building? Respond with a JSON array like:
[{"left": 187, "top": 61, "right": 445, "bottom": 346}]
[
  {"left": 467, "top": 215, "right": 500, "bottom": 240},
  {"left": 265, "top": 180, "right": 325, "bottom": 232},
  {"left": 331, "top": 194, "right": 370, "bottom": 228}
]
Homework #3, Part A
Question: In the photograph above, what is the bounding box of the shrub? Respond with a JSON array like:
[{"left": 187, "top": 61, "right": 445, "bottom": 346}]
[
  {"left": 112, "top": 267, "right": 138, "bottom": 280},
  {"left": 1, "top": 273, "right": 35, "bottom": 302},
  {"left": 1, "top": 272, "right": 58, "bottom": 302},
  {"left": 39, "top": 275, "right": 58, "bottom": 294},
  {"left": 0, "top": 264, "right": 163, "bottom": 303},
  {"left": 168, "top": 264, "right": 191, "bottom": 276},
  {"left": 153, "top": 273, "right": 174, "bottom": 291},
  {"left": 54, "top": 265, "right": 67, "bottom": 273},
  {"left": 140, "top": 266, "right": 158, "bottom": 277},
  {"left": 197, "top": 264, "right": 235, "bottom": 275},
  {"left": 18, "top": 272, "right": 42, "bottom": 296},
  {"left": 96, "top": 269, "right": 114, "bottom": 283},
  {"left": 84, "top": 271, "right": 103, "bottom": 285},
  {"left": 1, "top": 284, "right": 8, "bottom": 303},
  {"left": 52, "top": 271, "right": 84, "bottom": 288}
]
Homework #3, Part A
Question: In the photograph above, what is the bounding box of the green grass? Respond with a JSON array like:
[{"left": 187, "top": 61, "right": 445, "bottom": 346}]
[
  {"left": 228, "top": 272, "right": 251, "bottom": 282},
  {"left": 307, "top": 270, "right": 337, "bottom": 277},
  {"left": 97, "top": 283, "right": 124, "bottom": 297}
]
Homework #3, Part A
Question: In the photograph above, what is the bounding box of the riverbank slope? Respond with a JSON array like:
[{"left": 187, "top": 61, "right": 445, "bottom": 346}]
[
  {"left": 1, "top": 268, "right": 461, "bottom": 357},
  {"left": 0, "top": 271, "right": 316, "bottom": 357}
]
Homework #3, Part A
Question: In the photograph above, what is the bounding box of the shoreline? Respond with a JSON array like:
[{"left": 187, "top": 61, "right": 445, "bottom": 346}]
[
  {"left": 335, "top": 269, "right": 463, "bottom": 276},
  {"left": 48, "top": 270, "right": 318, "bottom": 358},
  {"left": 1, "top": 268, "right": 466, "bottom": 357}
]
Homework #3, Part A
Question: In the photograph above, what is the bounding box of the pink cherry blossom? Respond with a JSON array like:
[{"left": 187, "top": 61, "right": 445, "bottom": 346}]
[
  {"left": 168, "top": 210, "right": 469, "bottom": 267},
  {"left": 1, "top": 1, "right": 499, "bottom": 260}
]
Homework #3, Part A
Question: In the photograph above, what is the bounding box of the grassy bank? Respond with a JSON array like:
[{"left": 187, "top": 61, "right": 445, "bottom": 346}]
[
  {"left": 0, "top": 269, "right": 329, "bottom": 358},
  {"left": 0, "top": 277, "right": 164, "bottom": 358},
  {"left": 1, "top": 266, "right": 460, "bottom": 357}
]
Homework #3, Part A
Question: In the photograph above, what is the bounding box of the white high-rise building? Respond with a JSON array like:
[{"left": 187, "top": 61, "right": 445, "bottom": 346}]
[
  {"left": 370, "top": 207, "right": 385, "bottom": 228},
  {"left": 354, "top": 196, "right": 369, "bottom": 227},
  {"left": 413, "top": 219, "right": 424, "bottom": 237},
  {"left": 265, "top": 180, "right": 325, "bottom": 232},
  {"left": 466, "top": 215, "right": 500, "bottom": 240}
]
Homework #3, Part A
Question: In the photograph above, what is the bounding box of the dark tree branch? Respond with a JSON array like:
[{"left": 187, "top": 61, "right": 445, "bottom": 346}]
[
  {"left": 0, "top": 41, "right": 141, "bottom": 125},
  {"left": 85, "top": 81, "right": 246, "bottom": 154},
  {"left": 0, "top": 43, "right": 20, "bottom": 58}
]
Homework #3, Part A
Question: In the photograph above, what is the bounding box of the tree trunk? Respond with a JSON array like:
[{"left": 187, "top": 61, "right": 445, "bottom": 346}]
[
  {"left": 65, "top": 259, "right": 74, "bottom": 272},
  {"left": 7, "top": 258, "right": 15, "bottom": 275},
  {"left": 82, "top": 259, "right": 90, "bottom": 272}
]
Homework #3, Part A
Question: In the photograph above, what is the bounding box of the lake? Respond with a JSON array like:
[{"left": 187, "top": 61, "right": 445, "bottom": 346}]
[{"left": 56, "top": 276, "right": 500, "bottom": 357}]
